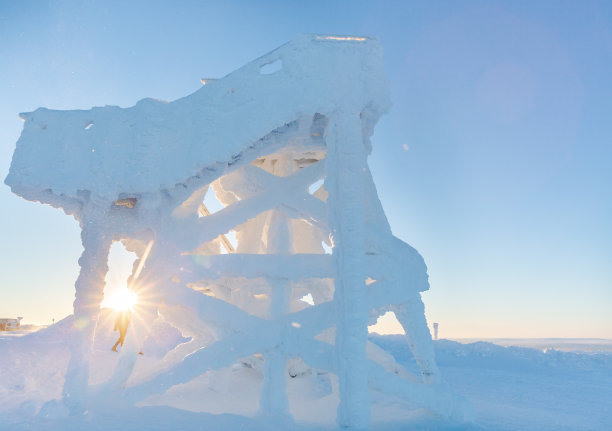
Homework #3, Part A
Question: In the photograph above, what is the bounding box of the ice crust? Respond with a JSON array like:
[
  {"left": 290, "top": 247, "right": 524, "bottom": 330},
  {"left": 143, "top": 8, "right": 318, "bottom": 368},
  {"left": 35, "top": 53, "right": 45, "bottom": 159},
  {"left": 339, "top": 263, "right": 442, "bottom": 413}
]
[
  {"left": 6, "top": 34, "right": 388, "bottom": 209},
  {"left": 5, "top": 34, "right": 466, "bottom": 429}
]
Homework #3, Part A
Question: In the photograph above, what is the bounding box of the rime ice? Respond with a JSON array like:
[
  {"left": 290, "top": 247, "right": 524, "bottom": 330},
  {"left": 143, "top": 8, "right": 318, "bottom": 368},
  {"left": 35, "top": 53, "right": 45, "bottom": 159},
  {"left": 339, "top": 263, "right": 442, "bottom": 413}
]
[{"left": 5, "top": 34, "right": 467, "bottom": 428}]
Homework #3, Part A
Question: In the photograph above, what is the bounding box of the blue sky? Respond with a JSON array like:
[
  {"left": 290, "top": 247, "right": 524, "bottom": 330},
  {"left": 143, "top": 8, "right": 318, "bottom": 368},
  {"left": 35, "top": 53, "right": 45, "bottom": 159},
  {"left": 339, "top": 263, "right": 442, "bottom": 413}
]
[{"left": 0, "top": 0, "right": 610, "bottom": 338}]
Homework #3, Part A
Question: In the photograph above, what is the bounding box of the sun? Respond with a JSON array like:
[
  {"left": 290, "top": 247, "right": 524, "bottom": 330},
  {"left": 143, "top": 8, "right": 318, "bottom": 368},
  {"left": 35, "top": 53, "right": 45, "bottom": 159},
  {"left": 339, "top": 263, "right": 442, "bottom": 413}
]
[{"left": 107, "top": 288, "right": 138, "bottom": 312}]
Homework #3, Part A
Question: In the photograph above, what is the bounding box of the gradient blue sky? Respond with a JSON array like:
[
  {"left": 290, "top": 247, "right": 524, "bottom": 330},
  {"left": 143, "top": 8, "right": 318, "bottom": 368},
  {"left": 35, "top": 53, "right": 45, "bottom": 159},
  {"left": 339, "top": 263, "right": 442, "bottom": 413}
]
[{"left": 1, "top": 0, "right": 610, "bottom": 338}]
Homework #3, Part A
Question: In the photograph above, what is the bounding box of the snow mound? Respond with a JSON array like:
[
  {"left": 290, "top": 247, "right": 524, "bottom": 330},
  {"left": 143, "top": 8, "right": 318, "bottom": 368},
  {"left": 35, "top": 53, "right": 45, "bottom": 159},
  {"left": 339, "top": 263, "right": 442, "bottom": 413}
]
[
  {"left": 2, "top": 332, "right": 611, "bottom": 430},
  {"left": 370, "top": 335, "right": 612, "bottom": 431},
  {"left": 371, "top": 335, "right": 612, "bottom": 373}
]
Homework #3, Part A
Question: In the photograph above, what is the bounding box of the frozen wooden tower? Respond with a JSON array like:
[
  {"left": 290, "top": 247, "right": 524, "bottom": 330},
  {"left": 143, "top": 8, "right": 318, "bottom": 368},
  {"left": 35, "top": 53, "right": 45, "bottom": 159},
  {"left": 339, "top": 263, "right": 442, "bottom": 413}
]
[{"left": 6, "top": 35, "right": 465, "bottom": 428}]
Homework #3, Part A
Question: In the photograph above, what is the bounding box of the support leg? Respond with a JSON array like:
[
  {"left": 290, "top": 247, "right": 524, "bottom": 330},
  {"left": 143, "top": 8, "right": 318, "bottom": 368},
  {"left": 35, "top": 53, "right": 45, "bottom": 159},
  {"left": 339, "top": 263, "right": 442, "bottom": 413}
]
[
  {"left": 260, "top": 278, "right": 290, "bottom": 417},
  {"left": 62, "top": 227, "right": 111, "bottom": 414},
  {"left": 327, "top": 111, "right": 370, "bottom": 429},
  {"left": 392, "top": 298, "right": 442, "bottom": 384}
]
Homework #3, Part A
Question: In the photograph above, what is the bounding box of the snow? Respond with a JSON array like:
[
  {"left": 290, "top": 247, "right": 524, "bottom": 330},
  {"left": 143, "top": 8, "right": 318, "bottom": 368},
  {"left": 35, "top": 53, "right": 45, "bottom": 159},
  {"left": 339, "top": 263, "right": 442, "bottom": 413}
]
[
  {"left": 1, "top": 34, "right": 503, "bottom": 428},
  {"left": 5, "top": 34, "right": 389, "bottom": 208},
  {"left": 1, "top": 327, "right": 610, "bottom": 430},
  {"left": 5, "top": 33, "right": 458, "bottom": 427},
  {"left": 373, "top": 336, "right": 612, "bottom": 431}
]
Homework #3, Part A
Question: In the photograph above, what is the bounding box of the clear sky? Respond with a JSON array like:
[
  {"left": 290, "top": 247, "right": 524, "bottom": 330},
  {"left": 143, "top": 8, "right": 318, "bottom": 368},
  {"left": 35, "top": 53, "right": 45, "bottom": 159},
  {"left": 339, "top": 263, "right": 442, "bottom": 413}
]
[{"left": 1, "top": 0, "right": 610, "bottom": 338}]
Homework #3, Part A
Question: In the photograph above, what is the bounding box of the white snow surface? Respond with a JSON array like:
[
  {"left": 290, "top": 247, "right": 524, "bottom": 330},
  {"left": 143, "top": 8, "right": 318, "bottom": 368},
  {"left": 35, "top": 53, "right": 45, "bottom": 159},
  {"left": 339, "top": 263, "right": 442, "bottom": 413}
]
[{"left": 1, "top": 325, "right": 610, "bottom": 431}]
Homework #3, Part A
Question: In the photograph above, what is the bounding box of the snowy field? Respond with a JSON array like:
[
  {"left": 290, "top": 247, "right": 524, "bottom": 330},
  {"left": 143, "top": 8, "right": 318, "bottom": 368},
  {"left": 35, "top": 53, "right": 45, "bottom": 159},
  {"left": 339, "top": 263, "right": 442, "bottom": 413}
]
[
  {"left": 1, "top": 317, "right": 610, "bottom": 431},
  {"left": 372, "top": 336, "right": 612, "bottom": 431}
]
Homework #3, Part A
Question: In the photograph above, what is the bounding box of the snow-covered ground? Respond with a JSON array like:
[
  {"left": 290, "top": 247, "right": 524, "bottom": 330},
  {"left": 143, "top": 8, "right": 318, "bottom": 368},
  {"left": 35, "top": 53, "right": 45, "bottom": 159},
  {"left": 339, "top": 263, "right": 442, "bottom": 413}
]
[
  {"left": 1, "top": 318, "right": 610, "bottom": 430},
  {"left": 450, "top": 338, "right": 612, "bottom": 353},
  {"left": 372, "top": 335, "right": 612, "bottom": 431}
]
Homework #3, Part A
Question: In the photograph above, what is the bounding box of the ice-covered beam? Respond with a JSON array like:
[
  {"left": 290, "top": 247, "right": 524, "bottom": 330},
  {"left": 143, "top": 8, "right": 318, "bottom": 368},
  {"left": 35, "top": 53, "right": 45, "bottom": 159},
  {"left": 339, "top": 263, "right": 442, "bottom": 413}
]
[
  {"left": 176, "top": 161, "right": 326, "bottom": 250},
  {"left": 326, "top": 111, "right": 371, "bottom": 429},
  {"left": 62, "top": 203, "right": 113, "bottom": 414},
  {"left": 126, "top": 300, "right": 336, "bottom": 403},
  {"left": 181, "top": 254, "right": 334, "bottom": 282}
]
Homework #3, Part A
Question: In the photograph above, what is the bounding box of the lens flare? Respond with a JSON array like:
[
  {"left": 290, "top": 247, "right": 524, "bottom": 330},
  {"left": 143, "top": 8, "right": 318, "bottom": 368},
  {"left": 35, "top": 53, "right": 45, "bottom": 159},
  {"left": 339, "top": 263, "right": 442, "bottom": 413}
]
[{"left": 107, "top": 288, "right": 138, "bottom": 312}]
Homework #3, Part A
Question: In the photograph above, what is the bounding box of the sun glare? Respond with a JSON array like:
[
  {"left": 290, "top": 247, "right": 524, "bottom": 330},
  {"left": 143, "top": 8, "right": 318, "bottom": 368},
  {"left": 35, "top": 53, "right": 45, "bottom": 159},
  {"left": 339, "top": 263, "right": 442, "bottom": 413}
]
[{"left": 107, "top": 288, "right": 138, "bottom": 312}]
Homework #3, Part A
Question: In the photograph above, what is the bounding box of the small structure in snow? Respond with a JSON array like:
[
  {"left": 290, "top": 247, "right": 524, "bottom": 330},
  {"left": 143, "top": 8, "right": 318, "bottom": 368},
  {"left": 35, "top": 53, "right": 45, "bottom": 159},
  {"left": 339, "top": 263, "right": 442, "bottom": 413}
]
[
  {"left": 5, "top": 34, "right": 467, "bottom": 427},
  {"left": 0, "top": 317, "right": 23, "bottom": 331}
]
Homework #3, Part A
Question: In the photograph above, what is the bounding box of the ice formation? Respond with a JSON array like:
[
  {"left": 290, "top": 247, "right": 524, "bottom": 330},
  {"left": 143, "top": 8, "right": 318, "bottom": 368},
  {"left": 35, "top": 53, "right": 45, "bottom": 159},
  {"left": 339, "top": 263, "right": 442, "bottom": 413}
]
[{"left": 6, "top": 34, "right": 465, "bottom": 428}]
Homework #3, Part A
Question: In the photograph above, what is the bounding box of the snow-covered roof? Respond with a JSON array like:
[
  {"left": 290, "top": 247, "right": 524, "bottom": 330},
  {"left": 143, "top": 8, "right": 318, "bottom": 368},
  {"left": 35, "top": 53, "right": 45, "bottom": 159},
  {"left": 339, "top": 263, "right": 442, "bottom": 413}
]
[{"left": 5, "top": 34, "right": 390, "bottom": 209}]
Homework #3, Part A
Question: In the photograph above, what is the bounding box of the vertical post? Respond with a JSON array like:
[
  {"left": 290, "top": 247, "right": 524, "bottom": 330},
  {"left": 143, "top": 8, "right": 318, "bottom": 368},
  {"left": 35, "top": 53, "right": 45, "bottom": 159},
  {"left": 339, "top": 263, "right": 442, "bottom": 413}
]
[
  {"left": 63, "top": 215, "right": 111, "bottom": 414},
  {"left": 260, "top": 278, "right": 290, "bottom": 417},
  {"left": 327, "top": 110, "right": 370, "bottom": 429},
  {"left": 392, "top": 301, "right": 442, "bottom": 384},
  {"left": 259, "top": 196, "right": 292, "bottom": 417}
]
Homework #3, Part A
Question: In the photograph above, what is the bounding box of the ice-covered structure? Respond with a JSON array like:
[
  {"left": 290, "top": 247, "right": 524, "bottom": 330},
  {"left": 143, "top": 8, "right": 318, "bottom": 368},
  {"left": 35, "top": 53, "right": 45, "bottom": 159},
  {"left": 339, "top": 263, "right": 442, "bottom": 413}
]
[{"left": 6, "top": 34, "right": 465, "bottom": 428}]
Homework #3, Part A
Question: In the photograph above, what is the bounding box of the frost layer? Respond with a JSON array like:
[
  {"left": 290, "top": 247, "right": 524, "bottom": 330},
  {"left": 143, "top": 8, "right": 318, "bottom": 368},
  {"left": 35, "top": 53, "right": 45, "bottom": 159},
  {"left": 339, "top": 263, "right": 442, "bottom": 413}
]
[{"left": 5, "top": 34, "right": 466, "bottom": 428}]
